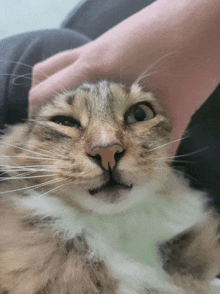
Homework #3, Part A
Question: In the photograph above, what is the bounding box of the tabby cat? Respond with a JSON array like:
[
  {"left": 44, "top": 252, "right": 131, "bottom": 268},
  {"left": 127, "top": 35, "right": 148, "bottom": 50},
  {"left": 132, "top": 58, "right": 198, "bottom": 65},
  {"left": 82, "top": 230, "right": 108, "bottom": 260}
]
[{"left": 0, "top": 80, "right": 220, "bottom": 294}]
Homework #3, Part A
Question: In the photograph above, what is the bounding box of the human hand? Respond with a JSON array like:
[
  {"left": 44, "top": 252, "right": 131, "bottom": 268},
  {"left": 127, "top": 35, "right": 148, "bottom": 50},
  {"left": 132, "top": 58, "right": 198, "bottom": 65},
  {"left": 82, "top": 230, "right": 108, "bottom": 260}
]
[
  {"left": 28, "top": 41, "right": 114, "bottom": 117},
  {"left": 29, "top": 0, "right": 220, "bottom": 158}
]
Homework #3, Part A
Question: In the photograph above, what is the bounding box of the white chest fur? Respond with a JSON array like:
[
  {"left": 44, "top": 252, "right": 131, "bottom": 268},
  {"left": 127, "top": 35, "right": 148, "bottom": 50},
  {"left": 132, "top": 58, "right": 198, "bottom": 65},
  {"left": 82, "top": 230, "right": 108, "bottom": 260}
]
[{"left": 17, "top": 176, "right": 207, "bottom": 293}]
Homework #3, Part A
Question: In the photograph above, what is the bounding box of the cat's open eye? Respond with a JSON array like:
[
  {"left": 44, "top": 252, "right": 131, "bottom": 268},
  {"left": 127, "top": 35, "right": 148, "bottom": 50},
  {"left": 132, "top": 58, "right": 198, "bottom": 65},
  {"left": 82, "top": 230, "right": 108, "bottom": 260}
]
[
  {"left": 50, "top": 115, "right": 81, "bottom": 128},
  {"left": 125, "top": 103, "right": 155, "bottom": 124}
]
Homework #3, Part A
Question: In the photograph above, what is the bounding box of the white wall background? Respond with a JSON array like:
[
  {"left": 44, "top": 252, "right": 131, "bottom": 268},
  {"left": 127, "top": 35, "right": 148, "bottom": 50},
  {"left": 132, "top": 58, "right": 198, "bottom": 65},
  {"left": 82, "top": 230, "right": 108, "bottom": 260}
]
[{"left": 1, "top": 0, "right": 82, "bottom": 40}]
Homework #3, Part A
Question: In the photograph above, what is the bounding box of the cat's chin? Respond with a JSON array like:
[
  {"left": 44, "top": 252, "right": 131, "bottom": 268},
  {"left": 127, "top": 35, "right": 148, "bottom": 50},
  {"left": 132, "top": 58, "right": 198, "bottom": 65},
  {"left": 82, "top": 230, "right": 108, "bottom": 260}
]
[
  {"left": 62, "top": 184, "right": 138, "bottom": 214},
  {"left": 88, "top": 179, "right": 133, "bottom": 198},
  {"left": 86, "top": 179, "right": 132, "bottom": 205}
]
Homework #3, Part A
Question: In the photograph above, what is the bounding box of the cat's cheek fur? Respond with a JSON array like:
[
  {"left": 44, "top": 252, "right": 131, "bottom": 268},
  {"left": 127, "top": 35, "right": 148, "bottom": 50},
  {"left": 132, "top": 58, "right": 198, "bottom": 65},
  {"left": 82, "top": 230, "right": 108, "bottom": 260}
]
[{"left": 0, "top": 201, "right": 119, "bottom": 294}]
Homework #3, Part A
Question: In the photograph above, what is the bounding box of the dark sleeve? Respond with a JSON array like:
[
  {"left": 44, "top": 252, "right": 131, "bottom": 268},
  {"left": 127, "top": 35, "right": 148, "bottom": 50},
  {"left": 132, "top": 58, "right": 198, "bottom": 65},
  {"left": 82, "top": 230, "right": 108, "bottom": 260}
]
[
  {"left": 173, "top": 83, "right": 220, "bottom": 209},
  {"left": 0, "top": 29, "right": 90, "bottom": 130},
  {"left": 61, "top": 0, "right": 155, "bottom": 40}
]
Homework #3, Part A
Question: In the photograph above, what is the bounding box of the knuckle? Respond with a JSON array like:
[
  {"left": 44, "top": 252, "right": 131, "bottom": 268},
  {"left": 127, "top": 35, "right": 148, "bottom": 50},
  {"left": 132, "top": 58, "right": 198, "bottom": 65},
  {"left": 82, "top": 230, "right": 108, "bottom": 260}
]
[
  {"left": 29, "top": 87, "right": 38, "bottom": 102},
  {"left": 32, "top": 63, "right": 46, "bottom": 85},
  {"left": 32, "top": 62, "right": 44, "bottom": 77}
]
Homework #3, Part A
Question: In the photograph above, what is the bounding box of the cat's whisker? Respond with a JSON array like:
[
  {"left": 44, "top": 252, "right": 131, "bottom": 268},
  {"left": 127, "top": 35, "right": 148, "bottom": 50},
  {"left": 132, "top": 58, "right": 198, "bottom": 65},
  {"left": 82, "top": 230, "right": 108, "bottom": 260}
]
[
  {"left": 0, "top": 73, "right": 32, "bottom": 80},
  {"left": 0, "top": 178, "right": 65, "bottom": 195},
  {"left": 147, "top": 136, "right": 189, "bottom": 153},
  {"left": 60, "top": 86, "right": 76, "bottom": 97},
  {"left": 12, "top": 74, "right": 35, "bottom": 86},
  {"left": 0, "top": 164, "right": 54, "bottom": 167},
  {"left": 171, "top": 159, "right": 197, "bottom": 164},
  {"left": 19, "top": 131, "right": 70, "bottom": 160},
  {"left": 133, "top": 70, "right": 159, "bottom": 85},
  {"left": 0, "top": 73, "right": 44, "bottom": 86},
  {"left": 133, "top": 51, "right": 180, "bottom": 86},
  {"left": 1, "top": 164, "right": 53, "bottom": 170},
  {"left": 10, "top": 171, "right": 41, "bottom": 178},
  {"left": 0, "top": 155, "right": 60, "bottom": 161},
  {"left": 3, "top": 167, "right": 52, "bottom": 178},
  {"left": 155, "top": 167, "right": 186, "bottom": 177},
  {"left": 0, "top": 60, "right": 49, "bottom": 80},
  {"left": 154, "top": 158, "right": 197, "bottom": 164},
  {"left": 39, "top": 183, "right": 67, "bottom": 197},
  {"left": 154, "top": 168, "right": 175, "bottom": 174},
  {"left": 0, "top": 141, "right": 61, "bottom": 159},
  {"left": 155, "top": 146, "right": 209, "bottom": 161},
  {"left": 153, "top": 166, "right": 172, "bottom": 171},
  {"left": 0, "top": 171, "right": 33, "bottom": 179},
  {"left": 1, "top": 169, "right": 51, "bottom": 174},
  {"left": 0, "top": 164, "right": 55, "bottom": 169},
  {"left": 0, "top": 173, "right": 56, "bottom": 181}
]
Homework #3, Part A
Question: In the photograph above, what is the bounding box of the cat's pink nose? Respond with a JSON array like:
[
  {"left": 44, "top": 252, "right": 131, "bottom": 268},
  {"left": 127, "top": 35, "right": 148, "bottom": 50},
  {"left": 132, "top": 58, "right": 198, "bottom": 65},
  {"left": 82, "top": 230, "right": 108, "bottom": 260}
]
[{"left": 90, "top": 144, "right": 124, "bottom": 170}]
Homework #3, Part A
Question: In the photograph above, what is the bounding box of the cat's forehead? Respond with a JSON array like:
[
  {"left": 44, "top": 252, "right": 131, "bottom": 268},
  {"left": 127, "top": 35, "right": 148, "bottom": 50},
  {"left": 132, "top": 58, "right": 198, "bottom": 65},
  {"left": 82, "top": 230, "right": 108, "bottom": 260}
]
[
  {"left": 38, "top": 81, "right": 163, "bottom": 120},
  {"left": 74, "top": 81, "right": 157, "bottom": 109}
]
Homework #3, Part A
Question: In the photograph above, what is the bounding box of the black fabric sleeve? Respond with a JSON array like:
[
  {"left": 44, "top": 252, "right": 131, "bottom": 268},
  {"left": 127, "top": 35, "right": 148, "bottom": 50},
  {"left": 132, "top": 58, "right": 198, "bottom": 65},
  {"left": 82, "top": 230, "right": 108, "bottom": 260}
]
[
  {"left": 0, "top": 29, "right": 90, "bottom": 130},
  {"left": 173, "top": 84, "right": 220, "bottom": 209},
  {"left": 61, "top": 0, "right": 155, "bottom": 40}
]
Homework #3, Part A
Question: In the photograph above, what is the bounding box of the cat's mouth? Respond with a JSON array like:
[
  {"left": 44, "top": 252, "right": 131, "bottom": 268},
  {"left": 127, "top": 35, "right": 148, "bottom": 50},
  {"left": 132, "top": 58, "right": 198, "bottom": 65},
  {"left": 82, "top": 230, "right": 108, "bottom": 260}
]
[{"left": 89, "top": 179, "right": 133, "bottom": 196}]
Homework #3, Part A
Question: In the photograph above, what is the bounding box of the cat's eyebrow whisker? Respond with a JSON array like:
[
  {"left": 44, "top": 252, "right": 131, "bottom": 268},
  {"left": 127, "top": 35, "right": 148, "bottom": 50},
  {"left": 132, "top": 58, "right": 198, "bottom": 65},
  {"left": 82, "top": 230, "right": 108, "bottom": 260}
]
[
  {"left": 0, "top": 60, "right": 49, "bottom": 80},
  {"left": 46, "top": 85, "right": 70, "bottom": 99},
  {"left": 0, "top": 73, "right": 44, "bottom": 86},
  {"left": 12, "top": 74, "right": 36, "bottom": 85},
  {"left": 133, "top": 70, "right": 159, "bottom": 85},
  {"left": 133, "top": 51, "right": 180, "bottom": 86}
]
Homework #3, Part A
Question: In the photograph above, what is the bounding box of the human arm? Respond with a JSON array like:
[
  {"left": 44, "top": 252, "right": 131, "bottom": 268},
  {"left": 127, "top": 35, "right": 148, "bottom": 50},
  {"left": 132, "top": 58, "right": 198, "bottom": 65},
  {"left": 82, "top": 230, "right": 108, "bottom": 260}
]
[{"left": 29, "top": 0, "right": 220, "bottom": 153}]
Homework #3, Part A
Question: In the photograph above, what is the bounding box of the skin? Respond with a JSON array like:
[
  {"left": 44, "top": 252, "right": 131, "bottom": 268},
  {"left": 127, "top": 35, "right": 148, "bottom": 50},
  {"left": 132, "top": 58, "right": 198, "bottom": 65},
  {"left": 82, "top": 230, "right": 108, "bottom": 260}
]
[{"left": 29, "top": 0, "right": 220, "bottom": 155}]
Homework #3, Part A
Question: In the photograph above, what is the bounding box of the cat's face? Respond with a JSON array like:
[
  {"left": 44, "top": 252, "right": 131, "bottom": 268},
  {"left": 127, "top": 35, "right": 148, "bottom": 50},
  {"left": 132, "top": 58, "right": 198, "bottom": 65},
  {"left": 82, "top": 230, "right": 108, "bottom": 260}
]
[{"left": 4, "top": 81, "right": 172, "bottom": 213}]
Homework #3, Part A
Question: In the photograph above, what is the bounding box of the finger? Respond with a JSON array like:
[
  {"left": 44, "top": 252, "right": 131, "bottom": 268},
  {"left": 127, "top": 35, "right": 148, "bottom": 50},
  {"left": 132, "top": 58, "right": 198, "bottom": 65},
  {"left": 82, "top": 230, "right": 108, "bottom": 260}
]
[
  {"left": 32, "top": 49, "right": 80, "bottom": 87},
  {"left": 29, "top": 60, "right": 90, "bottom": 118}
]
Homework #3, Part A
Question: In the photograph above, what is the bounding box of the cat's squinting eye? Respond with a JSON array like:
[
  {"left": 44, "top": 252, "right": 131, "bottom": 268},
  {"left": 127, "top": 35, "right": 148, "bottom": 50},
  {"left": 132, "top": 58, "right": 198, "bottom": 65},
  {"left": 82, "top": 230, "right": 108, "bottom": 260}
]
[
  {"left": 125, "top": 103, "right": 155, "bottom": 124},
  {"left": 50, "top": 115, "right": 81, "bottom": 129}
]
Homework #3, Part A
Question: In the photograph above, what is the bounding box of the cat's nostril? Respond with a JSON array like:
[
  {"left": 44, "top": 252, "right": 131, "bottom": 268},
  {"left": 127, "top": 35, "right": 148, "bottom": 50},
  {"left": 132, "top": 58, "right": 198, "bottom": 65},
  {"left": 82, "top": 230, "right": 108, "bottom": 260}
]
[
  {"left": 88, "top": 153, "right": 102, "bottom": 166},
  {"left": 114, "top": 149, "right": 125, "bottom": 163},
  {"left": 89, "top": 144, "right": 125, "bottom": 170}
]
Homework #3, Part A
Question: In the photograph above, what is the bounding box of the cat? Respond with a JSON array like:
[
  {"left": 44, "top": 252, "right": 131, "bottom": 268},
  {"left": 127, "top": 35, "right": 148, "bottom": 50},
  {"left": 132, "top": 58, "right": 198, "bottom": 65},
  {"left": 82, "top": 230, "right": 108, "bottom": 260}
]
[{"left": 0, "top": 80, "right": 220, "bottom": 294}]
